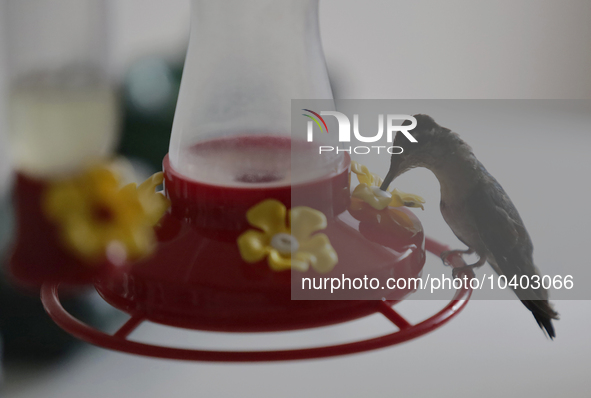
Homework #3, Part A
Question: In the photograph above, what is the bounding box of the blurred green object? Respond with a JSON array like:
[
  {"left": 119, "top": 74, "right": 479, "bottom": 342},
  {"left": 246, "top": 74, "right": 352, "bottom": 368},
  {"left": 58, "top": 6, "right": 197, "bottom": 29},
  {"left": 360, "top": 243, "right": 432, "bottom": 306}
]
[{"left": 117, "top": 57, "right": 183, "bottom": 171}]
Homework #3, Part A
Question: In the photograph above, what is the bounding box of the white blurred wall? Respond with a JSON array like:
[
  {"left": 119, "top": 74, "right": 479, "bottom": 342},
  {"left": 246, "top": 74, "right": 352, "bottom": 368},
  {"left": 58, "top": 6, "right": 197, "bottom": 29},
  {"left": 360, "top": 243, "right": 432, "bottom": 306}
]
[{"left": 322, "top": 0, "right": 591, "bottom": 99}]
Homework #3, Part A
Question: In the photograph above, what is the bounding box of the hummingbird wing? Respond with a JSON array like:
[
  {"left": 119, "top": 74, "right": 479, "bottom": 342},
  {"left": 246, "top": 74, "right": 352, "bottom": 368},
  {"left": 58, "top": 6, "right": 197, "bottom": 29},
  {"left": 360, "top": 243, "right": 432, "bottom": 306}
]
[{"left": 468, "top": 171, "right": 558, "bottom": 336}]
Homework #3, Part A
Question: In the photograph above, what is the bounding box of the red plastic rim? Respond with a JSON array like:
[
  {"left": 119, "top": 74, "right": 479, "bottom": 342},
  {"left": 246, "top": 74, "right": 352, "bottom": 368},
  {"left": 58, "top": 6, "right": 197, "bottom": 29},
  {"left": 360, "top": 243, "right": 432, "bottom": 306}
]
[{"left": 40, "top": 237, "right": 473, "bottom": 362}]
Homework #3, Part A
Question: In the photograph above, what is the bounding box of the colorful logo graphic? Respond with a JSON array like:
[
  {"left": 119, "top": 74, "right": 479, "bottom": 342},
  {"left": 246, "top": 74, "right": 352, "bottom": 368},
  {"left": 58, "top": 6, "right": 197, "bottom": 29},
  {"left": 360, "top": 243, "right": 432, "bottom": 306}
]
[
  {"left": 302, "top": 109, "right": 329, "bottom": 134},
  {"left": 302, "top": 109, "right": 418, "bottom": 155}
]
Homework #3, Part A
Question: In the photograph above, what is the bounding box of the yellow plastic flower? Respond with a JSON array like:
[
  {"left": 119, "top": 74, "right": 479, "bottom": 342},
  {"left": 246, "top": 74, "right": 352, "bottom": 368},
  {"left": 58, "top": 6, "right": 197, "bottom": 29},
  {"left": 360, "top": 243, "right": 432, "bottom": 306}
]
[
  {"left": 44, "top": 166, "right": 170, "bottom": 264},
  {"left": 350, "top": 161, "right": 425, "bottom": 210},
  {"left": 237, "top": 199, "right": 338, "bottom": 273}
]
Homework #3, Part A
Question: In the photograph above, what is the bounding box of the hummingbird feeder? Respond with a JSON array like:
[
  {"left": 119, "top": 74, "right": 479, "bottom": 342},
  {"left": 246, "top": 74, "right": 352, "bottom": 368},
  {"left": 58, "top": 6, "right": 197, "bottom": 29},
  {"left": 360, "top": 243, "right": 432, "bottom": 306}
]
[{"left": 9, "top": 0, "right": 473, "bottom": 362}]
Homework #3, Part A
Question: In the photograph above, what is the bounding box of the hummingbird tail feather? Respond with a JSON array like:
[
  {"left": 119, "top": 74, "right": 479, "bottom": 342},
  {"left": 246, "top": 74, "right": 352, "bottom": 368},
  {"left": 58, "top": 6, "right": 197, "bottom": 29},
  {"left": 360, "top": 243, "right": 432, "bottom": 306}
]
[{"left": 522, "top": 300, "right": 559, "bottom": 339}]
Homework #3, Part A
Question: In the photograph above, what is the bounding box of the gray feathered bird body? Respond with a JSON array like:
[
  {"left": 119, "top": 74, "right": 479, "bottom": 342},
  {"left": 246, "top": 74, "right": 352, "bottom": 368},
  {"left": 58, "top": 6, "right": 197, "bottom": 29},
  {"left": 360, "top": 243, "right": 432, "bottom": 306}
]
[
  {"left": 442, "top": 161, "right": 544, "bottom": 300},
  {"left": 381, "top": 114, "right": 558, "bottom": 337}
]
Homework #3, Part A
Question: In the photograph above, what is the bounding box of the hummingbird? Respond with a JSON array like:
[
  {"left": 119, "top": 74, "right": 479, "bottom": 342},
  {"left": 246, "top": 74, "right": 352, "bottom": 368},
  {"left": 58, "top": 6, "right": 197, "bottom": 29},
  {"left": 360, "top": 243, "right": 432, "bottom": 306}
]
[{"left": 380, "top": 114, "right": 559, "bottom": 338}]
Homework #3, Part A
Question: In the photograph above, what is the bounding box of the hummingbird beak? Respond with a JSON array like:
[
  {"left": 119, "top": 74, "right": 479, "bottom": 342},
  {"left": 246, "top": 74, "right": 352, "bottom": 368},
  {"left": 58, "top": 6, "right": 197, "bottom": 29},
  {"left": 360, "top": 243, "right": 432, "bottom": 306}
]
[{"left": 380, "top": 156, "right": 402, "bottom": 191}]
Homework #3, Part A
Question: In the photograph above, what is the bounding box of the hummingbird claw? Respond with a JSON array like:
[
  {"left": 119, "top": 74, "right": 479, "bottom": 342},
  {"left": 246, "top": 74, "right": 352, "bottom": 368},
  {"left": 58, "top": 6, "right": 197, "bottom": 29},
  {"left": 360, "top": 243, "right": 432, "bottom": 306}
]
[
  {"left": 448, "top": 252, "right": 486, "bottom": 278},
  {"left": 440, "top": 249, "right": 474, "bottom": 266}
]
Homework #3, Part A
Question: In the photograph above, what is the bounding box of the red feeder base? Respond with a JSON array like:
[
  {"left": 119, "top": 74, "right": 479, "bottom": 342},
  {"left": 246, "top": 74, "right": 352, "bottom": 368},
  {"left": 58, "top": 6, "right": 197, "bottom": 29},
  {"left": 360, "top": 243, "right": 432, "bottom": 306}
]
[
  {"left": 41, "top": 238, "right": 473, "bottom": 362},
  {"left": 93, "top": 149, "right": 427, "bottom": 332}
]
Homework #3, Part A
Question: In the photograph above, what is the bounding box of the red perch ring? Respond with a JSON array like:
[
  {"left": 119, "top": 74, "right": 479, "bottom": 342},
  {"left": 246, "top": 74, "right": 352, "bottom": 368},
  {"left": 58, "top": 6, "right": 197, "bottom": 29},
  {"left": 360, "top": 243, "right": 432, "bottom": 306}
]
[{"left": 40, "top": 238, "right": 473, "bottom": 362}]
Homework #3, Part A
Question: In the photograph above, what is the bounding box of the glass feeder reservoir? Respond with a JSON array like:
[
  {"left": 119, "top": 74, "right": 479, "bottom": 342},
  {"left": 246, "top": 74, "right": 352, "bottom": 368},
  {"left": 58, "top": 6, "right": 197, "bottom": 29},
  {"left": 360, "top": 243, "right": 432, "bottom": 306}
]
[
  {"left": 5, "top": 0, "right": 118, "bottom": 178},
  {"left": 169, "top": 0, "right": 341, "bottom": 186}
]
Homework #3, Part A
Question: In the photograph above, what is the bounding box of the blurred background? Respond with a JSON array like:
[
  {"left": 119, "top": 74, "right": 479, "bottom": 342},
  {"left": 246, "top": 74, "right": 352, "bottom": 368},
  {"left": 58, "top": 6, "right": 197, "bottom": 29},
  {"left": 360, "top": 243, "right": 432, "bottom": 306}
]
[{"left": 0, "top": 0, "right": 590, "bottom": 397}]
